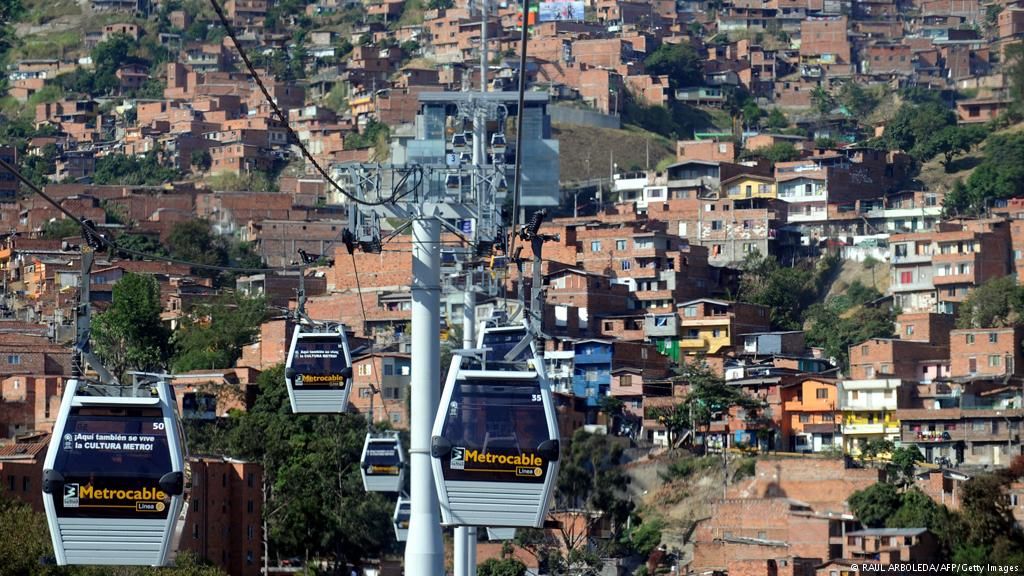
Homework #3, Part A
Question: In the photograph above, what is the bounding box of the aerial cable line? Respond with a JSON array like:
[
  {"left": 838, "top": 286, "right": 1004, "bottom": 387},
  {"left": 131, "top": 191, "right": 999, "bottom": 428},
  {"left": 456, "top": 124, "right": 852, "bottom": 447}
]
[
  {"left": 206, "top": 0, "right": 408, "bottom": 208},
  {"left": 0, "top": 156, "right": 423, "bottom": 273}
]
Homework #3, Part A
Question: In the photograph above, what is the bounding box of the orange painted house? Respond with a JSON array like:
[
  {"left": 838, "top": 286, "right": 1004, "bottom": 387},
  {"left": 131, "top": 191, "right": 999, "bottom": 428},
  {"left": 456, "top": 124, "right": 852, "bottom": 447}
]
[{"left": 780, "top": 376, "right": 841, "bottom": 453}]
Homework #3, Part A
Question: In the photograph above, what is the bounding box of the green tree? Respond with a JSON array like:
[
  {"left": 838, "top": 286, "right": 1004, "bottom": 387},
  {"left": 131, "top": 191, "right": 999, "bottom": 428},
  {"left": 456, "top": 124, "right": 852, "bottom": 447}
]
[
  {"left": 20, "top": 143, "right": 58, "bottom": 188},
  {"left": 738, "top": 250, "right": 820, "bottom": 330},
  {"left": 884, "top": 101, "right": 956, "bottom": 155},
  {"left": 116, "top": 233, "right": 169, "bottom": 260},
  {"left": 848, "top": 482, "right": 901, "bottom": 528},
  {"left": 477, "top": 558, "right": 528, "bottom": 576},
  {"left": 837, "top": 81, "right": 878, "bottom": 118},
  {"left": 427, "top": 0, "right": 453, "bottom": 8},
  {"left": 91, "top": 34, "right": 135, "bottom": 94},
  {"left": 672, "top": 358, "right": 764, "bottom": 442},
  {"left": 960, "top": 473, "right": 1019, "bottom": 546},
  {"left": 857, "top": 438, "right": 895, "bottom": 466},
  {"left": 229, "top": 365, "right": 397, "bottom": 565},
  {"left": 805, "top": 300, "right": 894, "bottom": 370},
  {"left": 41, "top": 217, "right": 81, "bottom": 239},
  {"left": 93, "top": 152, "right": 181, "bottom": 186},
  {"left": 887, "top": 445, "right": 924, "bottom": 488},
  {"left": 766, "top": 108, "right": 788, "bottom": 131},
  {"left": 958, "top": 132, "right": 1024, "bottom": 213},
  {"left": 811, "top": 85, "right": 835, "bottom": 117},
  {"left": 553, "top": 430, "right": 634, "bottom": 571},
  {"left": 1006, "top": 43, "right": 1024, "bottom": 117},
  {"left": 747, "top": 142, "right": 800, "bottom": 164},
  {"left": 643, "top": 42, "right": 703, "bottom": 88},
  {"left": 0, "top": 0, "right": 23, "bottom": 60},
  {"left": 0, "top": 489, "right": 53, "bottom": 576},
  {"left": 914, "top": 124, "right": 988, "bottom": 171},
  {"left": 92, "top": 273, "right": 170, "bottom": 382},
  {"left": 956, "top": 275, "right": 1024, "bottom": 329},
  {"left": 625, "top": 516, "right": 664, "bottom": 557},
  {"left": 166, "top": 219, "right": 229, "bottom": 279},
  {"left": 190, "top": 149, "right": 212, "bottom": 172},
  {"left": 171, "top": 293, "right": 267, "bottom": 372}
]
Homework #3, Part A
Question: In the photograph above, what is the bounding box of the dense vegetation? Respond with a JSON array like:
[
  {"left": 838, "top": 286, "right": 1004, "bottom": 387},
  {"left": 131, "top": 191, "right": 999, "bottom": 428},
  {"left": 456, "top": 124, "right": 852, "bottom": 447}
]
[{"left": 849, "top": 456, "right": 1024, "bottom": 568}]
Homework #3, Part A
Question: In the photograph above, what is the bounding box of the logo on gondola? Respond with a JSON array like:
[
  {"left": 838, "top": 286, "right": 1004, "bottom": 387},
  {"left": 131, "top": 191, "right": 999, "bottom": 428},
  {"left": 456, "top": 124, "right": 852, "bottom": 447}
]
[
  {"left": 296, "top": 374, "right": 304, "bottom": 386},
  {"left": 64, "top": 484, "right": 80, "bottom": 508},
  {"left": 450, "top": 446, "right": 466, "bottom": 470}
]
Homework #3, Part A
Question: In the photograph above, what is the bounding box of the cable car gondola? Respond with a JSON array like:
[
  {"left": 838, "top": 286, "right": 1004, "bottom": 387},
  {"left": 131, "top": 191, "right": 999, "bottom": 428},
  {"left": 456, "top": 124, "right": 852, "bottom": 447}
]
[
  {"left": 361, "top": 431, "right": 406, "bottom": 493},
  {"left": 393, "top": 497, "right": 410, "bottom": 542},
  {"left": 430, "top": 349, "right": 560, "bottom": 527},
  {"left": 42, "top": 379, "right": 187, "bottom": 566},
  {"left": 445, "top": 173, "right": 462, "bottom": 191},
  {"left": 284, "top": 324, "right": 353, "bottom": 413},
  {"left": 450, "top": 132, "right": 468, "bottom": 152}
]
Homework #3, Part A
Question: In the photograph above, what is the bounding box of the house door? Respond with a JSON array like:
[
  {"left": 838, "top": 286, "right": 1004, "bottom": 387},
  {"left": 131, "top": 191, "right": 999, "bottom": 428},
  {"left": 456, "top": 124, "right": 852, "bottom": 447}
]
[{"left": 969, "top": 357, "right": 977, "bottom": 373}]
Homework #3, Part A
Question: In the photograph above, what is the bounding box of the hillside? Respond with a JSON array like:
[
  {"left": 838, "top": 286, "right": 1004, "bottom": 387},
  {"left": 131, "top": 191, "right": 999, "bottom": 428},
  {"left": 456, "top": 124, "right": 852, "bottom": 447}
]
[{"left": 554, "top": 124, "right": 676, "bottom": 185}]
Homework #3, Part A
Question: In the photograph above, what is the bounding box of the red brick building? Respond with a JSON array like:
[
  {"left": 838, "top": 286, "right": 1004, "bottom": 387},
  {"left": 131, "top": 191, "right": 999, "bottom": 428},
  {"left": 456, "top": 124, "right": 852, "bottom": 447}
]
[{"left": 183, "top": 457, "right": 264, "bottom": 576}]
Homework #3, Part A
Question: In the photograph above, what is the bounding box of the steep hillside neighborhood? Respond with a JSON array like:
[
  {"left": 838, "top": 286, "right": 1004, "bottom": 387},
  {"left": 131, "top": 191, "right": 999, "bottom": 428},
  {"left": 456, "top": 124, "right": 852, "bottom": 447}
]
[{"left": 3, "top": 0, "right": 1024, "bottom": 573}]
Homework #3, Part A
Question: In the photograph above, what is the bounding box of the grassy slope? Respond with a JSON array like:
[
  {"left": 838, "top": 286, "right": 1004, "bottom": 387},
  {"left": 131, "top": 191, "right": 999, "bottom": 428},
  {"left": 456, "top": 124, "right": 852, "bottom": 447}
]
[{"left": 554, "top": 124, "right": 676, "bottom": 184}]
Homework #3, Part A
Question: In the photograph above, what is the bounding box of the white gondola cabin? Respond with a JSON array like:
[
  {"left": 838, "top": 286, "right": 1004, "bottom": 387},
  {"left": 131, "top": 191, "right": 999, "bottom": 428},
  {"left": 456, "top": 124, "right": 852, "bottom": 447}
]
[
  {"left": 284, "top": 324, "right": 353, "bottom": 413},
  {"left": 361, "top": 432, "right": 406, "bottom": 493},
  {"left": 42, "top": 379, "right": 187, "bottom": 566},
  {"left": 490, "top": 133, "right": 507, "bottom": 153},
  {"left": 430, "top": 350, "right": 560, "bottom": 527},
  {"left": 393, "top": 497, "right": 410, "bottom": 542}
]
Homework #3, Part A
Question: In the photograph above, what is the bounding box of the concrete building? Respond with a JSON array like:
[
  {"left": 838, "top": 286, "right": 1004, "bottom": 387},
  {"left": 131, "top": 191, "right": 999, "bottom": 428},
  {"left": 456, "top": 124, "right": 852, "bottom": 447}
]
[
  {"left": 780, "top": 376, "right": 841, "bottom": 453},
  {"left": 838, "top": 378, "right": 902, "bottom": 455}
]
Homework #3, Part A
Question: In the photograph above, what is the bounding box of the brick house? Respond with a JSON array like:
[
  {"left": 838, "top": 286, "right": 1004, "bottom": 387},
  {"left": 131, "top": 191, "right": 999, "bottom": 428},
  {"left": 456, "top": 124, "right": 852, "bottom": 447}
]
[
  {"left": 949, "top": 327, "right": 1023, "bottom": 379},
  {"left": 348, "top": 353, "right": 410, "bottom": 430},
  {"left": 182, "top": 457, "right": 264, "bottom": 576}
]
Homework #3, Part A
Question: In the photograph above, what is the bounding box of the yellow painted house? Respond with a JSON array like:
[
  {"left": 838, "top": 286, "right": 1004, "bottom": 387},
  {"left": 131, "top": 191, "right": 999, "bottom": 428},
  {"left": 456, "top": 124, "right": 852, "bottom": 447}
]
[
  {"left": 838, "top": 378, "right": 902, "bottom": 456},
  {"left": 721, "top": 173, "right": 777, "bottom": 200},
  {"left": 677, "top": 298, "right": 772, "bottom": 356}
]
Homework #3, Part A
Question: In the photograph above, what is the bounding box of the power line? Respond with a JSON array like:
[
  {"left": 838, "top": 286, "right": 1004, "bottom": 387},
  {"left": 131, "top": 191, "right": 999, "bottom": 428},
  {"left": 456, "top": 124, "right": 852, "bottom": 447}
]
[
  {"left": 206, "top": 0, "right": 406, "bottom": 208},
  {"left": 0, "top": 154, "right": 301, "bottom": 272}
]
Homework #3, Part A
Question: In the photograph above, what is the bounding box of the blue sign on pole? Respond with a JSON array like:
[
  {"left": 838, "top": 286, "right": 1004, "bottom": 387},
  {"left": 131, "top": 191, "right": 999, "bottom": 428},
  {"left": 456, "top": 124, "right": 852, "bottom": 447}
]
[{"left": 459, "top": 219, "right": 474, "bottom": 234}]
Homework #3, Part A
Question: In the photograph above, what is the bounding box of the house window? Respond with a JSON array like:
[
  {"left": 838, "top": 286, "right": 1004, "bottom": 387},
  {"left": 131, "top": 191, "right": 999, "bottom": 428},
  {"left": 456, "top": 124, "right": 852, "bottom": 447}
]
[
  {"left": 585, "top": 369, "right": 599, "bottom": 382},
  {"left": 966, "top": 334, "right": 975, "bottom": 344},
  {"left": 799, "top": 414, "right": 810, "bottom": 423},
  {"left": 861, "top": 345, "right": 869, "bottom": 355},
  {"left": 193, "top": 524, "right": 200, "bottom": 539},
  {"left": 6, "top": 355, "right": 20, "bottom": 365},
  {"left": 989, "top": 355, "right": 1002, "bottom": 368},
  {"left": 822, "top": 413, "right": 834, "bottom": 422},
  {"left": 899, "top": 271, "right": 913, "bottom": 285},
  {"left": 590, "top": 241, "right": 602, "bottom": 252},
  {"left": 616, "top": 240, "right": 627, "bottom": 250},
  {"left": 620, "top": 260, "right": 631, "bottom": 270},
  {"left": 989, "top": 332, "right": 998, "bottom": 343},
  {"left": 711, "top": 220, "right": 723, "bottom": 231},
  {"left": 621, "top": 375, "right": 633, "bottom": 387},
  {"left": 816, "top": 388, "right": 828, "bottom": 399},
  {"left": 906, "top": 325, "right": 914, "bottom": 336},
  {"left": 390, "top": 413, "right": 402, "bottom": 424},
  {"left": 684, "top": 306, "right": 697, "bottom": 317},
  {"left": 358, "top": 387, "right": 372, "bottom": 398},
  {"left": 247, "top": 500, "right": 254, "bottom": 513},
  {"left": 358, "top": 364, "right": 373, "bottom": 376},
  {"left": 383, "top": 363, "right": 394, "bottom": 376}
]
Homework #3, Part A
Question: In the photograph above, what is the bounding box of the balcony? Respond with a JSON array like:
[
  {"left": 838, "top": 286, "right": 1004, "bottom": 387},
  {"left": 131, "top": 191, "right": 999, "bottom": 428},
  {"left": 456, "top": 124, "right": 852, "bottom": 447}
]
[
  {"left": 933, "top": 272, "right": 976, "bottom": 286},
  {"left": 902, "top": 429, "right": 964, "bottom": 443},
  {"left": 574, "top": 349, "right": 612, "bottom": 365},
  {"left": 843, "top": 423, "right": 895, "bottom": 435},
  {"left": 679, "top": 337, "right": 709, "bottom": 349},
  {"left": 891, "top": 253, "right": 932, "bottom": 265},
  {"left": 840, "top": 399, "right": 899, "bottom": 411}
]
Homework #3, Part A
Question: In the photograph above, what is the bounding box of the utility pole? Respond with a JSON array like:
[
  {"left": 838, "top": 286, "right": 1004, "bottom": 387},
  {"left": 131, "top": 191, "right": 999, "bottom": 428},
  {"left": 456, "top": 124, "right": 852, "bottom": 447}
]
[{"left": 406, "top": 209, "right": 444, "bottom": 575}]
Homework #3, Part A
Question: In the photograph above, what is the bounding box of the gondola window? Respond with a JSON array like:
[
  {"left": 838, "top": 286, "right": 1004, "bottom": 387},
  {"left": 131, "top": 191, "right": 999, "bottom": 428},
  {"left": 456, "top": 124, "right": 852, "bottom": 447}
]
[{"left": 439, "top": 382, "right": 550, "bottom": 483}]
